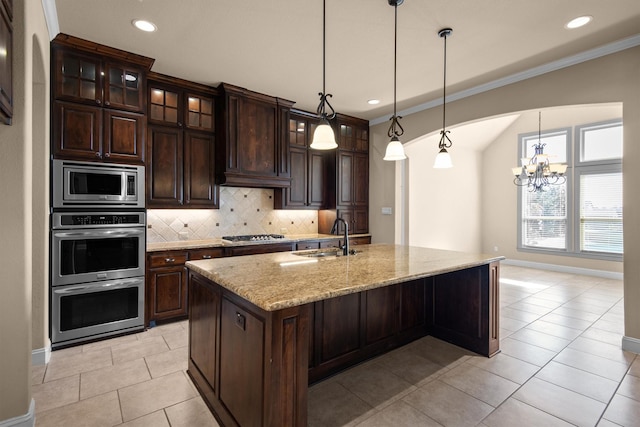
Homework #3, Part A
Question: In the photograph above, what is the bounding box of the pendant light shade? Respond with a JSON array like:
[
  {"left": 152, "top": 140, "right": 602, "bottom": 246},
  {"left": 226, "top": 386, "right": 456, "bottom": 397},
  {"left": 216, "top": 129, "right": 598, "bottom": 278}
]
[
  {"left": 384, "top": 0, "right": 406, "bottom": 161},
  {"left": 310, "top": 0, "right": 337, "bottom": 150},
  {"left": 434, "top": 28, "right": 453, "bottom": 169},
  {"left": 311, "top": 119, "right": 338, "bottom": 150}
]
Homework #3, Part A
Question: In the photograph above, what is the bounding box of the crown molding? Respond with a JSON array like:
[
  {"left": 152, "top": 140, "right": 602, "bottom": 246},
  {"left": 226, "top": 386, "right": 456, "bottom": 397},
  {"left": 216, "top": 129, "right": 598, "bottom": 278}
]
[
  {"left": 42, "top": 0, "right": 59, "bottom": 41},
  {"left": 371, "top": 34, "right": 640, "bottom": 126}
]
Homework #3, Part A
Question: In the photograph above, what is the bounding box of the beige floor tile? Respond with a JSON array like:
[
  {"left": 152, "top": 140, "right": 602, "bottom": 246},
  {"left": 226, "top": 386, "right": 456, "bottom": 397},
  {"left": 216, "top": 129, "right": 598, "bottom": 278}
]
[
  {"left": 138, "top": 322, "right": 184, "bottom": 339},
  {"left": 467, "top": 353, "right": 539, "bottom": 385},
  {"left": 553, "top": 347, "right": 629, "bottom": 382},
  {"left": 32, "top": 364, "right": 46, "bottom": 385},
  {"left": 514, "top": 377, "right": 606, "bottom": 427},
  {"left": 592, "top": 318, "right": 625, "bottom": 334},
  {"left": 355, "top": 400, "right": 442, "bottom": 427},
  {"left": 374, "top": 346, "right": 448, "bottom": 387},
  {"left": 482, "top": 398, "right": 574, "bottom": 427},
  {"left": 561, "top": 301, "right": 609, "bottom": 315},
  {"left": 525, "top": 320, "right": 583, "bottom": 340},
  {"left": 117, "top": 410, "right": 170, "bottom": 427},
  {"left": 81, "top": 332, "right": 138, "bottom": 353},
  {"left": 520, "top": 296, "right": 564, "bottom": 309},
  {"left": 402, "top": 380, "right": 493, "bottom": 426},
  {"left": 500, "top": 307, "right": 541, "bottom": 323},
  {"left": 499, "top": 337, "right": 556, "bottom": 366},
  {"left": 144, "top": 346, "right": 188, "bottom": 378},
  {"left": 629, "top": 358, "right": 640, "bottom": 377},
  {"left": 404, "top": 336, "right": 473, "bottom": 369},
  {"left": 617, "top": 374, "right": 640, "bottom": 401},
  {"left": 598, "top": 419, "right": 625, "bottom": 427},
  {"left": 111, "top": 335, "right": 169, "bottom": 365},
  {"left": 602, "top": 394, "right": 640, "bottom": 427},
  {"left": 440, "top": 362, "right": 519, "bottom": 407},
  {"left": 32, "top": 374, "right": 79, "bottom": 414},
  {"left": 165, "top": 397, "right": 220, "bottom": 427},
  {"left": 551, "top": 306, "right": 601, "bottom": 322},
  {"left": 540, "top": 313, "right": 593, "bottom": 331},
  {"left": 508, "top": 328, "right": 571, "bottom": 352},
  {"left": 568, "top": 336, "right": 635, "bottom": 365},
  {"left": 80, "top": 358, "right": 151, "bottom": 400},
  {"left": 506, "top": 302, "right": 552, "bottom": 316},
  {"left": 35, "top": 390, "right": 122, "bottom": 427},
  {"left": 335, "top": 360, "right": 416, "bottom": 410},
  {"left": 308, "top": 379, "right": 376, "bottom": 427},
  {"left": 581, "top": 327, "right": 623, "bottom": 346},
  {"left": 530, "top": 291, "right": 575, "bottom": 304},
  {"left": 44, "top": 348, "right": 112, "bottom": 382},
  {"left": 162, "top": 328, "right": 188, "bottom": 349},
  {"left": 500, "top": 317, "right": 529, "bottom": 332},
  {"left": 535, "top": 361, "right": 618, "bottom": 403},
  {"left": 118, "top": 371, "right": 197, "bottom": 422}
]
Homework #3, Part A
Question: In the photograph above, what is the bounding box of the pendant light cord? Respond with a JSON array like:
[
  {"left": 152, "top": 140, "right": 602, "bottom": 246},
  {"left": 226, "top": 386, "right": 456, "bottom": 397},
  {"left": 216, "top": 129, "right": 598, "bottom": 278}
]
[
  {"left": 438, "top": 28, "right": 453, "bottom": 150},
  {"left": 387, "top": 1, "right": 404, "bottom": 139},
  {"left": 317, "top": 0, "right": 335, "bottom": 121}
]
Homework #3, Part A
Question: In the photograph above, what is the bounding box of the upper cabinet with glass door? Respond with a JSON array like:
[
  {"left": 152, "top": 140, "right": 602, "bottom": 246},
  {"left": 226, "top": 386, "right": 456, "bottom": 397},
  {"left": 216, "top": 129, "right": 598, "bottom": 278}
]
[{"left": 52, "top": 34, "right": 154, "bottom": 113}]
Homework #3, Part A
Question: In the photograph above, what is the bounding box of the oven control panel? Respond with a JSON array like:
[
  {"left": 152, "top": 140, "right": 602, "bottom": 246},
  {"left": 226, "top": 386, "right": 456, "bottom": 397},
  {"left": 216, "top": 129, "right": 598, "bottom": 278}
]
[{"left": 51, "top": 212, "right": 146, "bottom": 229}]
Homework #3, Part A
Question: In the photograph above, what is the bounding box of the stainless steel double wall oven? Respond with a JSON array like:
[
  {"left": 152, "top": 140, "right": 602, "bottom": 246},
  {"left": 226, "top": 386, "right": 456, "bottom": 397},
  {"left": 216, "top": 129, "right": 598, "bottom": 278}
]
[{"left": 51, "top": 159, "right": 146, "bottom": 348}]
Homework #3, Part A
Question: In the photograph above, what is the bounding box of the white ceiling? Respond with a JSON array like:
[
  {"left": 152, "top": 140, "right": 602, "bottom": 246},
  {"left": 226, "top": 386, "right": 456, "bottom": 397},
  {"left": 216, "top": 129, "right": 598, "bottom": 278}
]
[{"left": 52, "top": 0, "right": 640, "bottom": 121}]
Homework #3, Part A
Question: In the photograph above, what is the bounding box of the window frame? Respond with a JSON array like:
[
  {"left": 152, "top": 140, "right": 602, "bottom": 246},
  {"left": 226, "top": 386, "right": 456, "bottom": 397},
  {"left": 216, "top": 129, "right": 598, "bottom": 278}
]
[{"left": 516, "top": 119, "right": 623, "bottom": 261}]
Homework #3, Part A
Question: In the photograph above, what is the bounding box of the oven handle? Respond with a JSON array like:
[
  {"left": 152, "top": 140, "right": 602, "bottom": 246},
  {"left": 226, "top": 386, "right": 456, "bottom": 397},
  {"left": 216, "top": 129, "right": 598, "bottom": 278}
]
[
  {"left": 53, "top": 279, "right": 143, "bottom": 294},
  {"left": 53, "top": 229, "right": 145, "bottom": 238}
]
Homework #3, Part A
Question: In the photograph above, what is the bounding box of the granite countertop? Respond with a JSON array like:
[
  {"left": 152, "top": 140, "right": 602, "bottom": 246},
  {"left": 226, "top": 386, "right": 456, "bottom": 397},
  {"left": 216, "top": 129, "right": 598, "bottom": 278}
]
[
  {"left": 146, "top": 233, "right": 370, "bottom": 252},
  {"left": 186, "top": 244, "right": 504, "bottom": 312}
]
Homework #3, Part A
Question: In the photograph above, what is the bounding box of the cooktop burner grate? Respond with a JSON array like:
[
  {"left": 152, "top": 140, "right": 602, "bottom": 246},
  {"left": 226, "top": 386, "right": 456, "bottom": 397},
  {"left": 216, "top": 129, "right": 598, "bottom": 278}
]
[{"left": 222, "top": 234, "right": 286, "bottom": 242}]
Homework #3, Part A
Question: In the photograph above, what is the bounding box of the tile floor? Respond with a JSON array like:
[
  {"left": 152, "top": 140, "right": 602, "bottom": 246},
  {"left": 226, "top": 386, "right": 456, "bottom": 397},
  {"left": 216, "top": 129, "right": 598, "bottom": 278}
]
[{"left": 33, "top": 265, "right": 640, "bottom": 426}]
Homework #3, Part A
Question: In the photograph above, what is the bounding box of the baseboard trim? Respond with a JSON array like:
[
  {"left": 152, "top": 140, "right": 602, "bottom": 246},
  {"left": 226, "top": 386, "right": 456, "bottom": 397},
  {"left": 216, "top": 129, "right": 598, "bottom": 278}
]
[
  {"left": 0, "top": 399, "right": 35, "bottom": 427},
  {"left": 502, "top": 259, "right": 623, "bottom": 280},
  {"left": 622, "top": 336, "right": 640, "bottom": 354},
  {"left": 32, "top": 341, "right": 51, "bottom": 366}
]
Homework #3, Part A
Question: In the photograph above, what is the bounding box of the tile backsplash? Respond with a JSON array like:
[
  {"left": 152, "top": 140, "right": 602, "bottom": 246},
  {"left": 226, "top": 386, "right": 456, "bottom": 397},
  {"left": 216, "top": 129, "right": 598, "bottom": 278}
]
[{"left": 146, "top": 187, "right": 318, "bottom": 243}]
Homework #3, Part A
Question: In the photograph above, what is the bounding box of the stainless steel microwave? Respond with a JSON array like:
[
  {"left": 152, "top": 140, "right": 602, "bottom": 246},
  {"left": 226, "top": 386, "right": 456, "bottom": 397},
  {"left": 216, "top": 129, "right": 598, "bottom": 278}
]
[{"left": 52, "top": 159, "right": 145, "bottom": 208}]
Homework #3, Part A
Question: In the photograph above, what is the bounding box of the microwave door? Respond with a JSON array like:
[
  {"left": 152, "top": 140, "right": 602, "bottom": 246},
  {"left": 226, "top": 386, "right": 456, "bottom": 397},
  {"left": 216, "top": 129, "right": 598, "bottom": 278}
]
[{"left": 64, "top": 168, "right": 127, "bottom": 202}]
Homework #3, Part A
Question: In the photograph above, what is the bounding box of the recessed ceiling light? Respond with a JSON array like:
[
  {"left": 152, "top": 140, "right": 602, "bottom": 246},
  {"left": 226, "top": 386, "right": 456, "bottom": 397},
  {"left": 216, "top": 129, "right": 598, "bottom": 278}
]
[
  {"left": 367, "top": 99, "right": 380, "bottom": 105},
  {"left": 132, "top": 19, "right": 157, "bottom": 32},
  {"left": 565, "top": 15, "right": 592, "bottom": 29}
]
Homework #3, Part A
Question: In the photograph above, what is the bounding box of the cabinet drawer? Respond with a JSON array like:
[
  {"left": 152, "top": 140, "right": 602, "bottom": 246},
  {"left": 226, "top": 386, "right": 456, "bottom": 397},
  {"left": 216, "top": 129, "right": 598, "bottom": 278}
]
[
  {"left": 320, "top": 240, "right": 341, "bottom": 249},
  {"left": 296, "top": 241, "right": 320, "bottom": 251},
  {"left": 149, "top": 252, "right": 187, "bottom": 267},
  {"left": 190, "top": 248, "right": 224, "bottom": 260}
]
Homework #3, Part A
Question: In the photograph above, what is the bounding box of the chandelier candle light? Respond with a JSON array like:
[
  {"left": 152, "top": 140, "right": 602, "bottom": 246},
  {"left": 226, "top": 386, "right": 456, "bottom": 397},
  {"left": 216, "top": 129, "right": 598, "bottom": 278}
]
[
  {"left": 433, "top": 28, "right": 454, "bottom": 169},
  {"left": 383, "top": 0, "right": 407, "bottom": 161},
  {"left": 512, "top": 112, "right": 568, "bottom": 192},
  {"left": 310, "top": 0, "right": 338, "bottom": 150}
]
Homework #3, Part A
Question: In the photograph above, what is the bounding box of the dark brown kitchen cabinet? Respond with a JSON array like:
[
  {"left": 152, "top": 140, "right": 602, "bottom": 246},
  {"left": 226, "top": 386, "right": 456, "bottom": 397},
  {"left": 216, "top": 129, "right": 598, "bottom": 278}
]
[
  {"left": 52, "top": 37, "right": 150, "bottom": 113},
  {"left": 52, "top": 101, "right": 145, "bottom": 163},
  {"left": 224, "top": 242, "right": 294, "bottom": 257},
  {"left": 147, "top": 126, "right": 217, "bottom": 208},
  {"left": 274, "top": 111, "right": 326, "bottom": 209},
  {"left": 50, "top": 34, "right": 153, "bottom": 163},
  {"left": 147, "top": 76, "right": 218, "bottom": 208},
  {"left": 147, "top": 252, "right": 189, "bottom": 324},
  {"left": 0, "top": 0, "right": 13, "bottom": 125},
  {"left": 216, "top": 83, "right": 294, "bottom": 188}
]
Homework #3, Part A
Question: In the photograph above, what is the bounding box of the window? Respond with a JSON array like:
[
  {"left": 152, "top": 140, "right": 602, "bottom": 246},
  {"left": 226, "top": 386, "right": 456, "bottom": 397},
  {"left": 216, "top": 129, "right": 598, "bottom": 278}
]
[{"left": 518, "top": 119, "right": 623, "bottom": 260}]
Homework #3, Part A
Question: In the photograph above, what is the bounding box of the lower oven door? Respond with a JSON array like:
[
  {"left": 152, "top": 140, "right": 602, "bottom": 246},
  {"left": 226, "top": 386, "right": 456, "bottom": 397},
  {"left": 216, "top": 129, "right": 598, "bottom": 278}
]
[{"left": 51, "top": 277, "right": 144, "bottom": 347}]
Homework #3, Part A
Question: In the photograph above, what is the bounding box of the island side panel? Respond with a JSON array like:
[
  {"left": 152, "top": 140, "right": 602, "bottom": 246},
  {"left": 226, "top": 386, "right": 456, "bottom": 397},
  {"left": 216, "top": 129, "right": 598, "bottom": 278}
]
[
  {"left": 427, "top": 262, "right": 500, "bottom": 357},
  {"left": 187, "top": 270, "right": 311, "bottom": 427}
]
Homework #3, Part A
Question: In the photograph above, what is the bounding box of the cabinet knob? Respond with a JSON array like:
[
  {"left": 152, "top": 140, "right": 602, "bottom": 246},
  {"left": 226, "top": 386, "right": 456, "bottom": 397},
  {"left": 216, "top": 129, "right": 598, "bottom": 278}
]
[
  {"left": 95, "top": 99, "right": 101, "bottom": 105},
  {"left": 177, "top": 122, "right": 183, "bottom": 128},
  {"left": 104, "top": 101, "right": 110, "bottom": 106},
  {"left": 202, "top": 255, "right": 212, "bottom": 259},
  {"left": 95, "top": 152, "right": 102, "bottom": 158},
  {"left": 165, "top": 258, "right": 175, "bottom": 263},
  {"left": 104, "top": 153, "right": 110, "bottom": 158}
]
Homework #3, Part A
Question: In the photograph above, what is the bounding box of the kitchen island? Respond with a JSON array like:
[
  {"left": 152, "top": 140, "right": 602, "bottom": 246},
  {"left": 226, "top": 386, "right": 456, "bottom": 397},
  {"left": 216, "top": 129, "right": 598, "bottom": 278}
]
[{"left": 185, "top": 244, "right": 503, "bottom": 427}]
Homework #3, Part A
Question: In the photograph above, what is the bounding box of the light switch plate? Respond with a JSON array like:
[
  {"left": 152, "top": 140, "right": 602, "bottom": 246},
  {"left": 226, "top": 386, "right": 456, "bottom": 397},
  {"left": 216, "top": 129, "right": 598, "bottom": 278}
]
[{"left": 381, "top": 207, "right": 393, "bottom": 215}]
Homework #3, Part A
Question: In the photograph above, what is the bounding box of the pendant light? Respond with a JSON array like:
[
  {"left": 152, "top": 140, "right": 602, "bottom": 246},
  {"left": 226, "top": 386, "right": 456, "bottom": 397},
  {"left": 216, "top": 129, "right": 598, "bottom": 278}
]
[
  {"left": 383, "top": 0, "right": 407, "bottom": 161},
  {"left": 310, "top": 0, "right": 338, "bottom": 150},
  {"left": 433, "top": 28, "right": 453, "bottom": 169}
]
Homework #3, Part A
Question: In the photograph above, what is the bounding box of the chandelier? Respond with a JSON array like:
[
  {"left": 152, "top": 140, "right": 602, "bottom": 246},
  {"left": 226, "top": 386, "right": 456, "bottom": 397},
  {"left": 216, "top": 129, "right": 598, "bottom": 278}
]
[{"left": 512, "top": 112, "right": 567, "bottom": 192}]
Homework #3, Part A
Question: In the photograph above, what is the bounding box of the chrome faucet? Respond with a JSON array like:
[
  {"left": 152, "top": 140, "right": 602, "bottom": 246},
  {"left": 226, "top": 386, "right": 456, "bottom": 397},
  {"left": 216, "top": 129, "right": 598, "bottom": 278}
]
[{"left": 331, "top": 217, "right": 350, "bottom": 256}]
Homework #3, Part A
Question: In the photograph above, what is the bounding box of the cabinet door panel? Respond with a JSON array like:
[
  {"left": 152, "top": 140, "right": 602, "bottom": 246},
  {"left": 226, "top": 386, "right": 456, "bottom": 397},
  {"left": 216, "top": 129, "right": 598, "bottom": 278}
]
[
  {"left": 189, "top": 274, "right": 220, "bottom": 391},
  {"left": 365, "top": 286, "right": 399, "bottom": 345},
  {"left": 220, "top": 298, "right": 264, "bottom": 427},
  {"left": 400, "top": 279, "right": 426, "bottom": 331},
  {"left": 287, "top": 147, "right": 307, "bottom": 207},
  {"left": 308, "top": 151, "right": 325, "bottom": 207},
  {"left": 317, "top": 293, "right": 361, "bottom": 362},
  {"left": 52, "top": 101, "right": 102, "bottom": 160},
  {"left": 54, "top": 50, "right": 102, "bottom": 105},
  {"left": 103, "top": 109, "right": 145, "bottom": 163},
  {"left": 337, "top": 152, "right": 354, "bottom": 206},
  {"left": 353, "top": 208, "right": 369, "bottom": 234},
  {"left": 150, "top": 266, "right": 187, "bottom": 319},
  {"left": 354, "top": 153, "right": 369, "bottom": 206},
  {"left": 104, "top": 63, "right": 145, "bottom": 112},
  {"left": 147, "top": 125, "right": 183, "bottom": 206},
  {"left": 0, "top": 4, "right": 12, "bottom": 123},
  {"left": 184, "top": 131, "right": 217, "bottom": 207},
  {"left": 335, "top": 209, "right": 353, "bottom": 235}
]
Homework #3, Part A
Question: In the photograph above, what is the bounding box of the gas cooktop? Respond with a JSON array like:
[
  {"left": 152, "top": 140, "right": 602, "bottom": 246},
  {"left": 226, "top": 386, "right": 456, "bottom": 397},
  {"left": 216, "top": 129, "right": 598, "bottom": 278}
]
[{"left": 221, "top": 234, "right": 286, "bottom": 243}]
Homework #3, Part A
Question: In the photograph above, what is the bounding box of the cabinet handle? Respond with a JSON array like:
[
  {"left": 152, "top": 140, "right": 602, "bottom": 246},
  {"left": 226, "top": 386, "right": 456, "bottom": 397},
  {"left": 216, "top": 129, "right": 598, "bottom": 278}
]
[
  {"left": 202, "top": 255, "right": 212, "bottom": 259},
  {"left": 165, "top": 258, "right": 175, "bottom": 263},
  {"left": 236, "top": 312, "right": 246, "bottom": 330}
]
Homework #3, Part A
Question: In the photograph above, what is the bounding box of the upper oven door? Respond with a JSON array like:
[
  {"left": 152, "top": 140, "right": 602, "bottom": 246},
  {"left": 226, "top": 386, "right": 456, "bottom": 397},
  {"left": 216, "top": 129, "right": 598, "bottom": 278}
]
[
  {"left": 51, "top": 226, "right": 145, "bottom": 286},
  {"left": 52, "top": 159, "right": 145, "bottom": 208}
]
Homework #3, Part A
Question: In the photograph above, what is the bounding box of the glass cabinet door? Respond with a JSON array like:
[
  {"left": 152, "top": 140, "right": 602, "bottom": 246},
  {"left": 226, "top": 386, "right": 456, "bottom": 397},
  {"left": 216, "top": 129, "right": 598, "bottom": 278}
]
[
  {"left": 104, "top": 63, "right": 145, "bottom": 112},
  {"left": 56, "top": 50, "right": 102, "bottom": 105}
]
